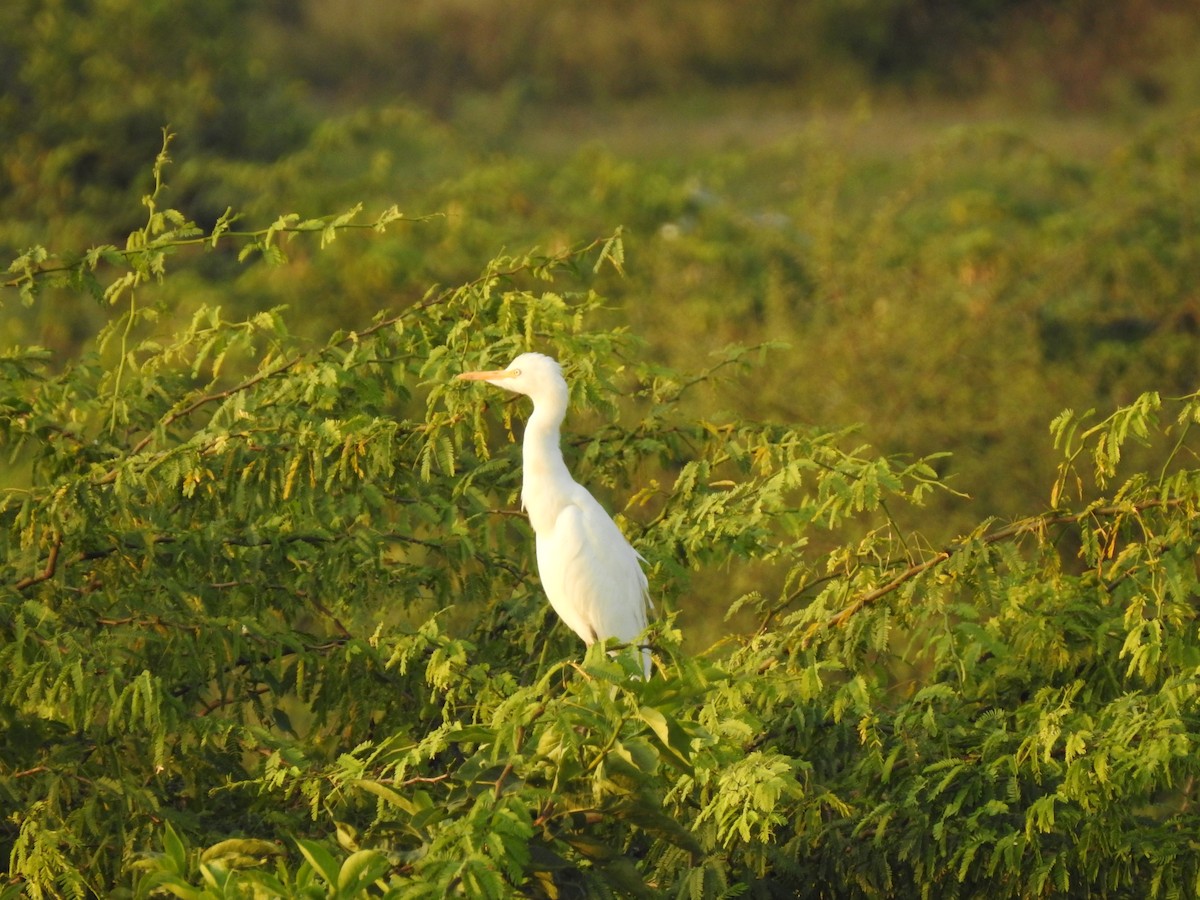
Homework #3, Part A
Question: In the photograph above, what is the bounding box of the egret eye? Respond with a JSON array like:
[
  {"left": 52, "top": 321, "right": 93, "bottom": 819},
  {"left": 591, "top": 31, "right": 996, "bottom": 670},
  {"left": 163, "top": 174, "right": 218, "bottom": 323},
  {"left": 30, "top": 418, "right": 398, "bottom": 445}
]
[{"left": 511, "top": 368, "right": 522, "bottom": 376}]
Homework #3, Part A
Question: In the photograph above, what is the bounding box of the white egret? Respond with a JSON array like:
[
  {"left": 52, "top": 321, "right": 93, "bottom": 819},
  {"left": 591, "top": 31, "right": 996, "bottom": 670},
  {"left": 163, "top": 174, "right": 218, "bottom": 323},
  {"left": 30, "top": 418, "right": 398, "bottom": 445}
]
[{"left": 457, "top": 353, "right": 652, "bottom": 677}]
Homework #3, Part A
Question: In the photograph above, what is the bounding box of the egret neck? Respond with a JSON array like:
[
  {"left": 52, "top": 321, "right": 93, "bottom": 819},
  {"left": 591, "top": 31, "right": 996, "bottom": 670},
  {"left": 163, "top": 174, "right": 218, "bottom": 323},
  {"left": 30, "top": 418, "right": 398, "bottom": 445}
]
[{"left": 520, "top": 378, "right": 572, "bottom": 535}]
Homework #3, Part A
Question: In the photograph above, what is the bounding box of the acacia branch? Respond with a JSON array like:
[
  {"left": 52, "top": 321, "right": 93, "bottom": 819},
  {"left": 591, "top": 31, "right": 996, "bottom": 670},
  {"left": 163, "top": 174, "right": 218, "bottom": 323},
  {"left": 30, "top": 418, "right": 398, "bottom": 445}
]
[
  {"left": 98, "top": 355, "right": 304, "bottom": 481},
  {"left": 11, "top": 532, "right": 337, "bottom": 592},
  {"left": 91, "top": 235, "right": 615, "bottom": 481},
  {"left": 389, "top": 773, "right": 450, "bottom": 788},
  {"left": 807, "top": 496, "right": 1187, "bottom": 643},
  {"left": 198, "top": 685, "right": 269, "bottom": 716},
  {"left": 823, "top": 551, "right": 952, "bottom": 631},
  {"left": 11, "top": 765, "right": 50, "bottom": 779},
  {"left": 13, "top": 539, "right": 61, "bottom": 590},
  {"left": 2, "top": 212, "right": 442, "bottom": 292}
]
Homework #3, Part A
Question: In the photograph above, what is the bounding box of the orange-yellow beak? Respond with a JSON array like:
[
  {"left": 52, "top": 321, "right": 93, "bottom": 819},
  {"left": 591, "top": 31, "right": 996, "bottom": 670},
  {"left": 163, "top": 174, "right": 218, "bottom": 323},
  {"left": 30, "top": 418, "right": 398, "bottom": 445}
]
[{"left": 456, "top": 368, "right": 516, "bottom": 382}]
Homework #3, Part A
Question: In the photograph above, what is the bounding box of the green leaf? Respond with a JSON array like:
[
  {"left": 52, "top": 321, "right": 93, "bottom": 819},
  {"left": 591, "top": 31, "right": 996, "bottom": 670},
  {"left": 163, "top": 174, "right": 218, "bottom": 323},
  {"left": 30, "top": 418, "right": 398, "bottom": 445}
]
[
  {"left": 294, "top": 838, "right": 341, "bottom": 888},
  {"left": 162, "top": 823, "right": 189, "bottom": 875},
  {"left": 637, "top": 706, "right": 694, "bottom": 772},
  {"left": 337, "top": 849, "right": 390, "bottom": 895},
  {"left": 200, "top": 838, "right": 284, "bottom": 867}
]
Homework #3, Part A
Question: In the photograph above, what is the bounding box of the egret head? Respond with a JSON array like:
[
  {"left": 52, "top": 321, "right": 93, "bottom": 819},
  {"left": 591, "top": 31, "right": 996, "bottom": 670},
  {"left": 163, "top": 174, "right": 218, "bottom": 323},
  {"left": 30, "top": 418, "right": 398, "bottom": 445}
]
[{"left": 457, "top": 352, "right": 568, "bottom": 408}]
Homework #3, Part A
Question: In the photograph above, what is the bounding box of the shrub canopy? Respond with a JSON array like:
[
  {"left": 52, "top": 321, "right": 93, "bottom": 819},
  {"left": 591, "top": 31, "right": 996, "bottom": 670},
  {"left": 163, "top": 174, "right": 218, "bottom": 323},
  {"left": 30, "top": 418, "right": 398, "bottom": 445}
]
[{"left": 4, "top": 142, "right": 1200, "bottom": 898}]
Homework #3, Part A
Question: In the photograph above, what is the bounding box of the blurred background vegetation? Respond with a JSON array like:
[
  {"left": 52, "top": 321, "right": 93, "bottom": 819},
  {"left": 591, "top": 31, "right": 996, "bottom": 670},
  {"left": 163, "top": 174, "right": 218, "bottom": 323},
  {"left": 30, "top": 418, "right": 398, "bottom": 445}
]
[{"left": 3, "top": 0, "right": 1199, "bottom": 574}]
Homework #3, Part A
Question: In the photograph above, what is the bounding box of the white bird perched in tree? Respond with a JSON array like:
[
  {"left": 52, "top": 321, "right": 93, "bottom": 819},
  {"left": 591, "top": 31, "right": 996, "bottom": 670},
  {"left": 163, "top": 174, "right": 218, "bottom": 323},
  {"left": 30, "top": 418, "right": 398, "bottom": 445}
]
[{"left": 457, "top": 352, "right": 653, "bottom": 677}]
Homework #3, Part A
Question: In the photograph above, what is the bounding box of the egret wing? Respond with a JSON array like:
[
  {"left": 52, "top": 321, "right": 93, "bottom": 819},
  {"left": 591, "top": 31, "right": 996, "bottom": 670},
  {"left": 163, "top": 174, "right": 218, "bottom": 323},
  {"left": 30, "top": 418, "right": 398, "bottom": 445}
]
[{"left": 535, "top": 490, "right": 651, "bottom": 674}]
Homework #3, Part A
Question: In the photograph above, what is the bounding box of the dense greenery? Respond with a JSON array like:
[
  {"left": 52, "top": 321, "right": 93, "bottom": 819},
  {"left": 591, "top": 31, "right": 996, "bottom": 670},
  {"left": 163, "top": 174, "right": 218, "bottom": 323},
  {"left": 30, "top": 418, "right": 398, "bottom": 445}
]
[
  {"left": 5, "top": 1, "right": 1199, "bottom": 541},
  {"left": 4, "top": 137, "right": 1200, "bottom": 896},
  {"left": 274, "top": 0, "right": 1198, "bottom": 107},
  {"left": 5, "top": 2, "right": 1200, "bottom": 896}
]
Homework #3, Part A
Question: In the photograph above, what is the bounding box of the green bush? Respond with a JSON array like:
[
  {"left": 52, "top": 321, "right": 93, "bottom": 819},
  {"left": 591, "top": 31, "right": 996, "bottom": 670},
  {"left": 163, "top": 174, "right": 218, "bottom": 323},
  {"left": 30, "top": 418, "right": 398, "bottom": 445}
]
[
  {"left": 5, "top": 147, "right": 1200, "bottom": 897},
  {"left": 0, "top": 0, "right": 310, "bottom": 246},
  {"left": 267, "top": 0, "right": 1199, "bottom": 107}
]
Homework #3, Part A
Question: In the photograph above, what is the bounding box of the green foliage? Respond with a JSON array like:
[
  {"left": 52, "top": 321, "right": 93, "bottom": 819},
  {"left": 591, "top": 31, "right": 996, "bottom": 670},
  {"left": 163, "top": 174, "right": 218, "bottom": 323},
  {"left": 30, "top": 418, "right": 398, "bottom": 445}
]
[
  {"left": 264, "top": 0, "right": 1200, "bottom": 108},
  {"left": 0, "top": 0, "right": 308, "bottom": 223},
  {"left": 5, "top": 145, "right": 1200, "bottom": 898},
  {"left": 3, "top": 5, "right": 1200, "bottom": 897},
  {"left": 6, "top": 5, "right": 1200, "bottom": 542}
]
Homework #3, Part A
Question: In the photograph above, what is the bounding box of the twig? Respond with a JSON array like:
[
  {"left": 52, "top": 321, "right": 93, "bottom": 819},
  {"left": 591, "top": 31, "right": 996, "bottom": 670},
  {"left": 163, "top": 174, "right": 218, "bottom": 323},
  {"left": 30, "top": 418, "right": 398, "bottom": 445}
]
[
  {"left": 492, "top": 761, "right": 515, "bottom": 800},
  {"left": 12, "top": 765, "right": 49, "bottom": 779},
  {"left": 806, "top": 496, "right": 1188, "bottom": 643},
  {"left": 98, "top": 355, "right": 304, "bottom": 480},
  {"left": 394, "top": 773, "right": 451, "bottom": 788},
  {"left": 199, "top": 685, "right": 269, "bottom": 716},
  {"left": 824, "top": 551, "right": 951, "bottom": 630},
  {"left": 1, "top": 214, "right": 442, "bottom": 291},
  {"left": 13, "top": 539, "right": 61, "bottom": 591}
]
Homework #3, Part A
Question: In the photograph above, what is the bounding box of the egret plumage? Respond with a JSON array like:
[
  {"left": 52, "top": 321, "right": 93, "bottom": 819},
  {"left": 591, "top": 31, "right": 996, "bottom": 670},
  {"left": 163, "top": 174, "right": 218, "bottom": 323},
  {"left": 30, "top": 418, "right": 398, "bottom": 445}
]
[{"left": 457, "top": 353, "right": 652, "bottom": 677}]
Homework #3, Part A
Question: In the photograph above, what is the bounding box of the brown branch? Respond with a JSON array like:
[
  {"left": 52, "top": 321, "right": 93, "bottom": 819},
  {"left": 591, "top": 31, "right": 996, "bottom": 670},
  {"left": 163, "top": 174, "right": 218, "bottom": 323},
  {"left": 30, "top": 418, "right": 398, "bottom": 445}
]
[
  {"left": 392, "top": 773, "right": 451, "bottom": 788},
  {"left": 533, "top": 800, "right": 557, "bottom": 828},
  {"left": 9, "top": 532, "right": 336, "bottom": 591},
  {"left": 492, "top": 761, "right": 515, "bottom": 800},
  {"left": 97, "top": 355, "right": 304, "bottom": 482},
  {"left": 824, "top": 551, "right": 952, "bottom": 631},
  {"left": 307, "top": 596, "right": 354, "bottom": 640},
  {"left": 199, "top": 685, "right": 269, "bottom": 716},
  {"left": 96, "top": 616, "right": 137, "bottom": 627},
  {"left": 13, "top": 539, "right": 61, "bottom": 591},
  {"left": 806, "top": 496, "right": 1188, "bottom": 644}
]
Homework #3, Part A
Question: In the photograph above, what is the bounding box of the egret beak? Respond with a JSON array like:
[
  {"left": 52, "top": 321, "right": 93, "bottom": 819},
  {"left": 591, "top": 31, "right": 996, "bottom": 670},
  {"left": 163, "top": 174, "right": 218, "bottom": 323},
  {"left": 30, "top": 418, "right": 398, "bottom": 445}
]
[{"left": 456, "top": 368, "right": 516, "bottom": 382}]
